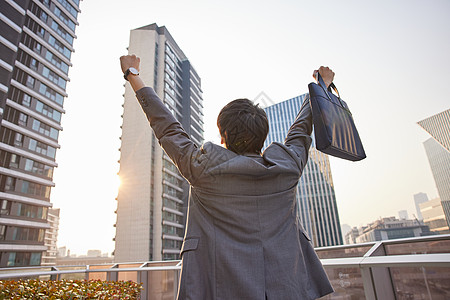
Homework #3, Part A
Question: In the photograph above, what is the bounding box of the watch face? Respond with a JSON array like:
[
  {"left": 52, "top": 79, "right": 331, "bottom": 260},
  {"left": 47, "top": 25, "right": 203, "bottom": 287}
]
[{"left": 129, "top": 67, "right": 139, "bottom": 75}]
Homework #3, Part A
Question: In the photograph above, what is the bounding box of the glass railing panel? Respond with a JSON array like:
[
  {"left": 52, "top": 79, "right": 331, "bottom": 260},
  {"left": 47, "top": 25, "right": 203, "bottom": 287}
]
[
  {"left": 315, "top": 245, "right": 374, "bottom": 259},
  {"left": 87, "top": 264, "right": 115, "bottom": 281},
  {"left": 319, "top": 267, "right": 365, "bottom": 299},
  {"left": 385, "top": 239, "right": 450, "bottom": 255},
  {"left": 391, "top": 266, "right": 450, "bottom": 299},
  {"left": 146, "top": 269, "right": 178, "bottom": 300},
  {"left": 117, "top": 263, "right": 141, "bottom": 281}
]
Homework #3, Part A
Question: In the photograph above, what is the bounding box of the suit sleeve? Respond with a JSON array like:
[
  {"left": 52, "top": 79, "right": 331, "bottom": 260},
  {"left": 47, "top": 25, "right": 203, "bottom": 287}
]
[
  {"left": 135, "top": 87, "right": 199, "bottom": 183},
  {"left": 284, "top": 94, "right": 313, "bottom": 170}
]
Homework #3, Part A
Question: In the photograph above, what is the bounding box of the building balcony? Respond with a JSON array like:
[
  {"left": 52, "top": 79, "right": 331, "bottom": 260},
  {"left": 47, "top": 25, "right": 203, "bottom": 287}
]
[{"left": 0, "top": 235, "right": 449, "bottom": 299}]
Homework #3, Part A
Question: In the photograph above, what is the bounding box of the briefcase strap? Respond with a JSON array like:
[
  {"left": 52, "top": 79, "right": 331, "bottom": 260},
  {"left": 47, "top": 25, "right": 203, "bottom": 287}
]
[{"left": 315, "top": 73, "right": 346, "bottom": 110}]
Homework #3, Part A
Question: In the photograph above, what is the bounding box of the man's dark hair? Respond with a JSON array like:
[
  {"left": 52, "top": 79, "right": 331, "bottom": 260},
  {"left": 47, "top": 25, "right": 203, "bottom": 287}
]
[{"left": 217, "top": 98, "right": 269, "bottom": 155}]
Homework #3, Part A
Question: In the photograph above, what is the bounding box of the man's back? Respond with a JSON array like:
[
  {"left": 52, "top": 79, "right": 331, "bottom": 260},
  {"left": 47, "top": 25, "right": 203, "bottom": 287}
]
[{"left": 134, "top": 87, "right": 333, "bottom": 299}]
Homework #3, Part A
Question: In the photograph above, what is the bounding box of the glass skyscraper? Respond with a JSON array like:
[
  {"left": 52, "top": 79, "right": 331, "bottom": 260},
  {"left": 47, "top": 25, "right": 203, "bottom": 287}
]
[
  {"left": 0, "top": 0, "right": 80, "bottom": 267},
  {"left": 418, "top": 109, "right": 450, "bottom": 226},
  {"left": 114, "top": 24, "right": 203, "bottom": 262},
  {"left": 263, "top": 94, "right": 343, "bottom": 247}
]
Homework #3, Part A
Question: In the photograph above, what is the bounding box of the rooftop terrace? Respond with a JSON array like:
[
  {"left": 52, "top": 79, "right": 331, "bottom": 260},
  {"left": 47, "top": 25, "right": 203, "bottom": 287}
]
[{"left": 1, "top": 234, "right": 449, "bottom": 299}]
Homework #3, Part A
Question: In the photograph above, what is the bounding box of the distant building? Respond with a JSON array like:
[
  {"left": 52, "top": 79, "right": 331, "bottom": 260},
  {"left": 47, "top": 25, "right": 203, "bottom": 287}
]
[
  {"left": 86, "top": 249, "right": 101, "bottom": 257},
  {"left": 56, "top": 255, "right": 113, "bottom": 266},
  {"left": 115, "top": 24, "right": 203, "bottom": 262},
  {"left": 418, "top": 110, "right": 450, "bottom": 227},
  {"left": 344, "top": 227, "right": 360, "bottom": 245},
  {"left": 414, "top": 193, "right": 429, "bottom": 220},
  {"left": 419, "top": 198, "right": 450, "bottom": 234},
  {"left": 350, "top": 217, "right": 431, "bottom": 244},
  {"left": 398, "top": 210, "right": 408, "bottom": 220},
  {"left": 57, "top": 246, "right": 66, "bottom": 257},
  {"left": 263, "top": 94, "right": 343, "bottom": 247},
  {"left": 41, "top": 208, "right": 59, "bottom": 266}
]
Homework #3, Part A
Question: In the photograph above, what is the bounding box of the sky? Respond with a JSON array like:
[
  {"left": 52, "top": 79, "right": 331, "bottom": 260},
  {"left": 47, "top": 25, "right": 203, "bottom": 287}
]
[{"left": 50, "top": 0, "right": 450, "bottom": 255}]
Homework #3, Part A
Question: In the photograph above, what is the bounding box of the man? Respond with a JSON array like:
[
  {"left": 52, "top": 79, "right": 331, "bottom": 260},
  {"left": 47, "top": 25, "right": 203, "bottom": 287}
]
[{"left": 120, "top": 54, "right": 335, "bottom": 300}]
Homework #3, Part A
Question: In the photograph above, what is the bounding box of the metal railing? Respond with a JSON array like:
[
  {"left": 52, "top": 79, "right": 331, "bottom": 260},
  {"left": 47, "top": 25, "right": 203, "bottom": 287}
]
[{"left": 1, "top": 234, "right": 449, "bottom": 300}]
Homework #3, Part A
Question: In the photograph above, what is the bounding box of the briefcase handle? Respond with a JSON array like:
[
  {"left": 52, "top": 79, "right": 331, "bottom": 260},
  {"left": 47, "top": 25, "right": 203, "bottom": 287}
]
[{"left": 315, "top": 73, "right": 347, "bottom": 110}]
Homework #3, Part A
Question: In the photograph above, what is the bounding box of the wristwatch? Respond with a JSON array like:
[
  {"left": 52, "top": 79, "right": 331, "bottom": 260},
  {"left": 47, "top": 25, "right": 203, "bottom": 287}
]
[{"left": 123, "top": 67, "right": 139, "bottom": 81}]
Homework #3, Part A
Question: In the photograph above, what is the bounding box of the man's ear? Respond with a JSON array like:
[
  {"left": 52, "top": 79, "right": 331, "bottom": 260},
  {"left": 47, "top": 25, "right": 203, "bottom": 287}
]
[{"left": 220, "top": 136, "right": 225, "bottom": 145}]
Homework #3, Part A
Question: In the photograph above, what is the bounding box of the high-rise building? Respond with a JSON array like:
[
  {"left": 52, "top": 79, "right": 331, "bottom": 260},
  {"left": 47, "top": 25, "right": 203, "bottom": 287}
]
[
  {"left": 114, "top": 24, "right": 203, "bottom": 262},
  {"left": 0, "top": 0, "right": 80, "bottom": 267},
  {"left": 418, "top": 108, "right": 450, "bottom": 152},
  {"left": 263, "top": 94, "right": 343, "bottom": 247},
  {"left": 414, "top": 192, "right": 429, "bottom": 220},
  {"left": 419, "top": 197, "right": 449, "bottom": 234},
  {"left": 41, "top": 207, "right": 59, "bottom": 266},
  {"left": 418, "top": 110, "right": 450, "bottom": 226}
]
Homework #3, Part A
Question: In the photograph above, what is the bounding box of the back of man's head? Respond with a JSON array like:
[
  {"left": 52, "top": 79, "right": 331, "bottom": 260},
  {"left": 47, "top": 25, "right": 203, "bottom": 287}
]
[{"left": 217, "top": 98, "right": 269, "bottom": 155}]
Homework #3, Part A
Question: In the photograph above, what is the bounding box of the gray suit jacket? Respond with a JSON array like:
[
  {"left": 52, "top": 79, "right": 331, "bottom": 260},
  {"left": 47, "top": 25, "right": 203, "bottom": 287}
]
[{"left": 135, "top": 87, "right": 334, "bottom": 300}]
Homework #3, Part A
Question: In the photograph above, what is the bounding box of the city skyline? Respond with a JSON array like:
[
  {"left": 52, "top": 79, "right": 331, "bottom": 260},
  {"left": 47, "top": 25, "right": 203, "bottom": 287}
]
[{"left": 50, "top": 0, "right": 449, "bottom": 255}]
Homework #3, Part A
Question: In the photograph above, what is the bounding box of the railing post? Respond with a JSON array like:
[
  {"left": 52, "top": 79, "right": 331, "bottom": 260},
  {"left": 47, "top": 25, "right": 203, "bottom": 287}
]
[
  {"left": 107, "top": 264, "right": 118, "bottom": 281},
  {"left": 360, "top": 241, "right": 396, "bottom": 300},
  {"left": 137, "top": 263, "right": 148, "bottom": 300},
  {"left": 360, "top": 267, "right": 376, "bottom": 300},
  {"left": 50, "top": 267, "right": 58, "bottom": 281},
  {"left": 173, "top": 268, "right": 180, "bottom": 300}
]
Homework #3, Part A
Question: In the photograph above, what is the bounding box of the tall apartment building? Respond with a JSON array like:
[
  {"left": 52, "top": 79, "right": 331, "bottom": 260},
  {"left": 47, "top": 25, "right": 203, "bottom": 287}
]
[
  {"left": 263, "top": 94, "right": 343, "bottom": 247},
  {"left": 0, "top": 0, "right": 80, "bottom": 267},
  {"left": 418, "top": 109, "right": 450, "bottom": 226},
  {"left": 41, "top": 207, "right": 59, "bottom": 265},
  {"left": 114, "top": 24, "right": 203, "bottom": 262}
]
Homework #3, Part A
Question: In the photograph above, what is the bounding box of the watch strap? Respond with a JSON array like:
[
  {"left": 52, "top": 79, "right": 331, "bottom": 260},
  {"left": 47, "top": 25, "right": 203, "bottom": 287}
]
[{"left": 123, "top": 68, "right": 131, "bottom": 81}]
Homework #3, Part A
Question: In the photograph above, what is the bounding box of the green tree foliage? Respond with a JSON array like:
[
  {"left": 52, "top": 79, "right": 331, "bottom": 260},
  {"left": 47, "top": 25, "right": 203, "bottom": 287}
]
[{"left": 0, "top": 279, "right": 142, "bottom": 299}]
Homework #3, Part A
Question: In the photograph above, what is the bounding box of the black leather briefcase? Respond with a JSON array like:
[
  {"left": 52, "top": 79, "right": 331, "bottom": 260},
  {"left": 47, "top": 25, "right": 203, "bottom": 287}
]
[{"left": 308, "top": 73, "right": 366, "bottom": 161}]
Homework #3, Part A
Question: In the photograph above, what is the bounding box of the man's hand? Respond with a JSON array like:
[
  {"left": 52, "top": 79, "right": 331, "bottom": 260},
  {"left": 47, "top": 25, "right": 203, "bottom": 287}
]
[
  {"left": 120, "top": 54, "right": 140, "bottom": 74},
  {"left": 120, "top": 54, "right": 145, "bottom": 92},
  {"left": 313, "top": 66, "right": 335, "bottom": 88}
]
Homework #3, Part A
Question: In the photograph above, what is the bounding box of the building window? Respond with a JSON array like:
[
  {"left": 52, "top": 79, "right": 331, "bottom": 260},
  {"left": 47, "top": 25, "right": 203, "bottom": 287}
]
[
  {"left": 28, "top": 139, "right": 56, "bottom": 158},
  {"left": 14, "top": 133, "right": 23, "bottom": 147},
  {"left": 26, "top": 75, "right": 35, "bottom": 88},
  {"left": 34, "top": 42, "right": 42, "bottom": 54},
  {"left": 18, "top": 113, "right": 28, "bottom": 126},
  {"left": 32, "top": 119, "right": 59, "bottom": 140},
  {"left": 40, "top": 11, "right": 48, "bottom": 23},
  {"left": 38, "top": 83, "right": 64, "bottom": 105},
  {"left": 0, "top": 200, "right": 10, "bottom": 216},
  {"left": 50, "top": 19, "right": 74, "bottom": 44},
  {"left": 48, "top": 35, "right": 71, "bottom": 59},
  {"left": 36, "top": 101, "right": 62, "bottom": 122},
  {"left": 42, "top": 66, "right": 67, "bottom": 89},
  {"left": 24, "top": 158, "right": 53, "bottom": 178},
  {"left": 11, "top": 227, "right": 45, "bottom": 242},
  {"left": 22, "top": 94, "right": 32, "bottom": 107},
  {"left": 56, "top": 0, "right": 78, "bottom": 18},
  {"left": 54, "top": 6, "right": 76, "bottom": 31},
  {"left": 14, "top": 202, "right": 48, "bottom": 219},
  {"left": 45, "top": 50, "right": 69, "bottom": 74},
  {"left": 7, "top": 252, "right": 41, "bottom": 267},
  {"left": 5, "top": 176, "right": 16, "bottom": 191},
  {"left": 9, "top": 154, "right": 19, "bottom": 168},
  {"left": 21, "top": 180, "right": 51, "bottom": 198}
]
